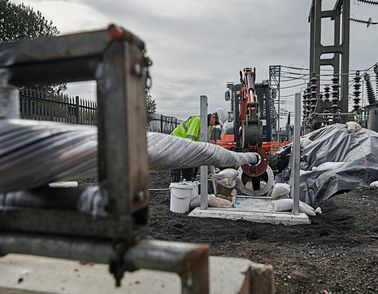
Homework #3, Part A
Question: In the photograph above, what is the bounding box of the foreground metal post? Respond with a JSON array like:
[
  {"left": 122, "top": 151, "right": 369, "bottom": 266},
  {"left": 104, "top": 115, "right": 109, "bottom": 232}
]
[
  {"left": 292, "top": 93, "right": 301, "bottom": 215},
  {"left": 200, "top": 95, "right": 208, "bottom": 210},
  {"left": 0, "top": 26, "right": 210, "bottom": 291}
]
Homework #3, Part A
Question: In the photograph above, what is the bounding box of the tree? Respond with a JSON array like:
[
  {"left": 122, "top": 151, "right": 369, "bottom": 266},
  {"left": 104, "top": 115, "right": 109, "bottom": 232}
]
[
  {"left": 0, "top": 0, "right": 59, "bottom": 42},
  {"left": 0, "top": 0, "right": 65, "bottom": 94},
  {"left": 146, "top": 93, "right": 156, "bottom": 116}
]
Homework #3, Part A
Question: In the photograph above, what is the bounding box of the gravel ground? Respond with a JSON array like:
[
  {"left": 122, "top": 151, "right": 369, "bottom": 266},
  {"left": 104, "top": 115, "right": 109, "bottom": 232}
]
[{"left": 148, "top": 169, "right": 378, "bottom": 294}]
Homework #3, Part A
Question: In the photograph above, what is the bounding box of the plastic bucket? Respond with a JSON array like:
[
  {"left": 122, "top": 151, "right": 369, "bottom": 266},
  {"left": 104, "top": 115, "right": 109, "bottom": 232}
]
[{"left": 169, "top": 182, "right": 193, "bottom": 213}]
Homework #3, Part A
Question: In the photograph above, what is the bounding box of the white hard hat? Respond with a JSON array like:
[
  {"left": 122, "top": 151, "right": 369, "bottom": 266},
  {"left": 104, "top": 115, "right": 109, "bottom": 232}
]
[{"left": 215, "top": 107, "right": 228, "bottom": 126}]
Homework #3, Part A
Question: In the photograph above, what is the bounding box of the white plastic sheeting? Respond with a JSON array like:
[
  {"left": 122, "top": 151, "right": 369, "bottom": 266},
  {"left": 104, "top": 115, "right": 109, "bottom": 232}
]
[
  {"left": 0, "top": 119, "right": 98, "bottom": 193},
  {"left": 0, "top": 119, "right": 259, "bottom": 192},
  {"left": 277, "top": 124, "right": 378, "bottom": 206}
]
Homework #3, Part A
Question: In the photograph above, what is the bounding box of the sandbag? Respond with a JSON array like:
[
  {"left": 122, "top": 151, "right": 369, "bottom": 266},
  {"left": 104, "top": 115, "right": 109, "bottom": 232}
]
[
  {"left": 369, "top": 181, "right": 378, "bottom": 188},
  {"left": 213, "top": 168, "right": 239, "bottom": 188},
  {"left": 346, "top": 121, "right": 362, "bottom": 133},
  {"left": 312, "top": 162, "right": 346, "bottom": 171},
  {"left": 190, "top": 195, "right": 232, "bottom": 209},
  {"left": 271, "top": 183, "right": 290, "bottom": 200},
  {"left": 272, "top": 199, "right": 316, "bottom": 216}
]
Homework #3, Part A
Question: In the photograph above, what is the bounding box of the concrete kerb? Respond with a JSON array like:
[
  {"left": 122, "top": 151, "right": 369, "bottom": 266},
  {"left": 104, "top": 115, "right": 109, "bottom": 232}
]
[
  {"left": 189, "top": 207, "right": 310, "bottom": 225},
  {"left": 0, "top": 254, "right": 275, "bottom": 294}
]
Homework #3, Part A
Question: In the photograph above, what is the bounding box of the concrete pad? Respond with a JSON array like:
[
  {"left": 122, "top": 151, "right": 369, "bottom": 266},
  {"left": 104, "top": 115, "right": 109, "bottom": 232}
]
[
  {"left": 0, "top": 254, "right": 274, "bottom": 294},
  {"left": 189, "top": 197, "right": 311, "bottom": 225}
]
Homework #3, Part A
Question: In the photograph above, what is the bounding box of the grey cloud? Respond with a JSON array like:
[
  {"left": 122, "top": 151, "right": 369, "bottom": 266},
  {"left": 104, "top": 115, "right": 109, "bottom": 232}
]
[{"left": 32, "top": 0, "right": 378, "bottom": 120}]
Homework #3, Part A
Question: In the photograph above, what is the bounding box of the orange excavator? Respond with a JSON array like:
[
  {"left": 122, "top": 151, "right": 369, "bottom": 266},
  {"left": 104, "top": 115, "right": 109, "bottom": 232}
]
[{"left": 212, "top": 67, "right": 288, "bottom": 191}]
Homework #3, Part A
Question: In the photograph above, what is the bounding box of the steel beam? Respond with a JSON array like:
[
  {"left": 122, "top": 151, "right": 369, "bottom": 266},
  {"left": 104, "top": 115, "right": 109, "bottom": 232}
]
[
  {"left": 309, "top": 4, "right": 315, "bottom": 75},
  {"left": 321, "top": 45, "right": 343, "bottom": 54},
  {"left": 321, "top": 10, "right": 336, "bottom": 18},
  {"left": 314, "top": 0, "right": 322, "bottom": 93},
  {"left": 320, "top": 58, "right": 337, "bottom": 67},
  {"left": 340, "top": 0, "right": 350, "bottom": 113},
  {"left": 334, "top": 8, "right": 341, "bottom": 75},
  {"left": 307, "top": 0, "right": 350, "bottom": 128}
]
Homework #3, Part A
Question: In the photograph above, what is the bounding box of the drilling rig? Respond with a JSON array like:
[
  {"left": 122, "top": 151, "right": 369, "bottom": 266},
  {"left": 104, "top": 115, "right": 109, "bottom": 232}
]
[{"left": 215, "top": 68, "right": 274, "bottom": 194}]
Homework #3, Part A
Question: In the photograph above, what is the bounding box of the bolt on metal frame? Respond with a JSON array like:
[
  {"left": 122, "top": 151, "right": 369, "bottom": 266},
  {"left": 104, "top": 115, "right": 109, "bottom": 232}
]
[{"left": 0, "top": 25, "right": 209, "bottom": 292}]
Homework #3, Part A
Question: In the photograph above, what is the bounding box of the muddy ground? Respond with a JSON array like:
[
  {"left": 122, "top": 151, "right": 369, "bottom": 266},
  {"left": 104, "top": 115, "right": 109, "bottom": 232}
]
[{"left": 148, "top": 169, "right": 378, "bottom": 294}]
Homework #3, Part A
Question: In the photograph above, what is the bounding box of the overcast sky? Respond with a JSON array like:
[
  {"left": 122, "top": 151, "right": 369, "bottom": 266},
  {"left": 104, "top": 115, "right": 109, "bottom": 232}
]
[{"left": 13, "top": 0, "right": 378, "bottom": 122}]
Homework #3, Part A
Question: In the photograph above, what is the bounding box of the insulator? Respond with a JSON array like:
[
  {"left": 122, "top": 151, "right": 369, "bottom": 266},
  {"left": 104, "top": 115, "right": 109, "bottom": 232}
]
[
  {"left": 305, "top": 84, "right": 311, "bottom": 116},
  {"left": 331, "top": 75, "right": 340, "bottom": 113},
  {"left": 310, "top": 76, "right": 317, "bottom": 112},
  {"left": 364, "top": 73, "right": 377, "bottom": 105},
  {"left": 323, "top": 85, "right": 330, "bottom": 102},
  {"left": 322, "top": 109, "right": 332, "bottom": 125},
  {"left": 353, "top": 71, "right": 361, "bottom": 112},
  {"left": 322, "top": 85, "right": 331, "bottom": 124},
  {"left": 302, "top": 90, "right": 307, "bottom": 118}
]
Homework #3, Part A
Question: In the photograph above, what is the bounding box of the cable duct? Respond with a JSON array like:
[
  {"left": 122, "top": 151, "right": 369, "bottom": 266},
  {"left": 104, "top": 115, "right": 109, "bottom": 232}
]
[{"left": 0, "top": 119, "right": 259, "bottom": 193}]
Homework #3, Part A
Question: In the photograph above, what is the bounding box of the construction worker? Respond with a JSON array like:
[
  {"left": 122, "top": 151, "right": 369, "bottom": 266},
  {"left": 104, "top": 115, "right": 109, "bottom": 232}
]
[{"left": 170, "top": 107, "right": 228, "bottom": 182}]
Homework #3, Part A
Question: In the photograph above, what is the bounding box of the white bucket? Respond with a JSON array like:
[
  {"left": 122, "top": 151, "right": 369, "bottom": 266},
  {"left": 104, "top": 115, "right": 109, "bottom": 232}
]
[{"left": 169, "top": 182, "right": 193, "bottom": 213}]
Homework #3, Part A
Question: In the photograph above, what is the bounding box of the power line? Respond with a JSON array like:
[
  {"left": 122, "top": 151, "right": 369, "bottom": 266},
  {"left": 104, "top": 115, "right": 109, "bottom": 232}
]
[
  {"left": 350, "top": 17, "right": 378, "bottom": 27},
  {"left": 280, "top": 82, "right": 308, "bottom": 90},
  {"left": 280, "top": 64, "right": 377, "bottom": 73},
  {"left": 357, "top": 0, "right": 378, "bottom": 5}
]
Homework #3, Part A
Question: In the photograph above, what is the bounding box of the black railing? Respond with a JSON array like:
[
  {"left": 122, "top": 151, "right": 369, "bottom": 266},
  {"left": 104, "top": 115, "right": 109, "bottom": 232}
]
[
  {"left": 20, "top": 89, "right": 97, "bottom": 125},
  {"left": 19, "top": 88, "right": 182, "bottom": 132},
  {"left": 148, "top": 113, "right": 182, "bottom": 134}
]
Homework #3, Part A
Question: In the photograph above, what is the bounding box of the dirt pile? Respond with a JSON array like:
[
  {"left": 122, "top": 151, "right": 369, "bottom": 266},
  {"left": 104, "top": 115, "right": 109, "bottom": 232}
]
[{"left": 148, "top": 170, "right": 378, "bottom": 293}]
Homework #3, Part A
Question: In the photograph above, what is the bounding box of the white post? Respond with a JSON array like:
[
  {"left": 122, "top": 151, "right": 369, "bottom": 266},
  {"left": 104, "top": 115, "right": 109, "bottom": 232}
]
[
  {"left": 200, "top": 95, "right": 208, "bottom": 210},
  {"left": 292, "top": 93, "right": 301, "bottom": 215},
  {"left": 210, "top": 166, "right": 217, "bottom": 196}
]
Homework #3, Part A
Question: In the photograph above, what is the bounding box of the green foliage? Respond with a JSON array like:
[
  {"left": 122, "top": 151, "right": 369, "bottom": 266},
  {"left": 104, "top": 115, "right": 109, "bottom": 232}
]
[
  {"left": 146, "top": 93, "right": 156, "bottom": 115},
  {"left": 0, "top": 0, "right": 59, "bottom": 42},
  {"left": 0, "top": 0, "right": 65, "bottom": 94}
]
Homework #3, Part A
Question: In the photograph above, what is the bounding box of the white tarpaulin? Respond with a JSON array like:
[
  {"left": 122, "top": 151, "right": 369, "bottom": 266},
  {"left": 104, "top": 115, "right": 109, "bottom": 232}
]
[{"left": 276, "top": 124, "right": 378, "bottom": 206}]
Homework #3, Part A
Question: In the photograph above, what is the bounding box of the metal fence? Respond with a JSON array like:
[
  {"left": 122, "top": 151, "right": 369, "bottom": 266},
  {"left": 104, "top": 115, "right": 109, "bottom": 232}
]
[
  {"left": 19, "top": 88, "right": 181, "bottom": 132},
  {"left": 147, "top": 113, "right": 182, "bottom": 134},
  {"left": 20, "top": 88, "right": 97, "bottom": 125}
]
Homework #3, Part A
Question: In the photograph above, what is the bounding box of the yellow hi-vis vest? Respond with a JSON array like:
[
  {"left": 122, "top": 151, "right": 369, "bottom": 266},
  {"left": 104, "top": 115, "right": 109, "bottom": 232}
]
[{"left": 171, "top": 115, "right": 213, "bottom": 141}]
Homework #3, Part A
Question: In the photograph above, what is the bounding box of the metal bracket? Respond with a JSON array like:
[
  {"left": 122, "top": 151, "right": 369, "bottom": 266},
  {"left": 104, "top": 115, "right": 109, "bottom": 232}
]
[{"left": 0, "top": 25, "right": 209, "bottom": 292}]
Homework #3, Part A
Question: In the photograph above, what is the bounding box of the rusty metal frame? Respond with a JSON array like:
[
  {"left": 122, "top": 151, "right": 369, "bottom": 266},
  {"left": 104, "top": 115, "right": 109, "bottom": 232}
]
[{"left": 0, "top": 25, "right": 209, "bottom": 292}]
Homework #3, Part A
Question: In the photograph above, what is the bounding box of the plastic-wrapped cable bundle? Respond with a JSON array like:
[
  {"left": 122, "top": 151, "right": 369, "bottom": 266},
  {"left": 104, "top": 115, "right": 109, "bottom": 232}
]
[
  {"left": 0, "top": 119, "right": 259, "bottom": 193},
  {"left": 0, "top": 119, "right": 98, "bottom": 193},
  {"left": 147, "top": 132, "right": 259, "bottom": 169}
]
